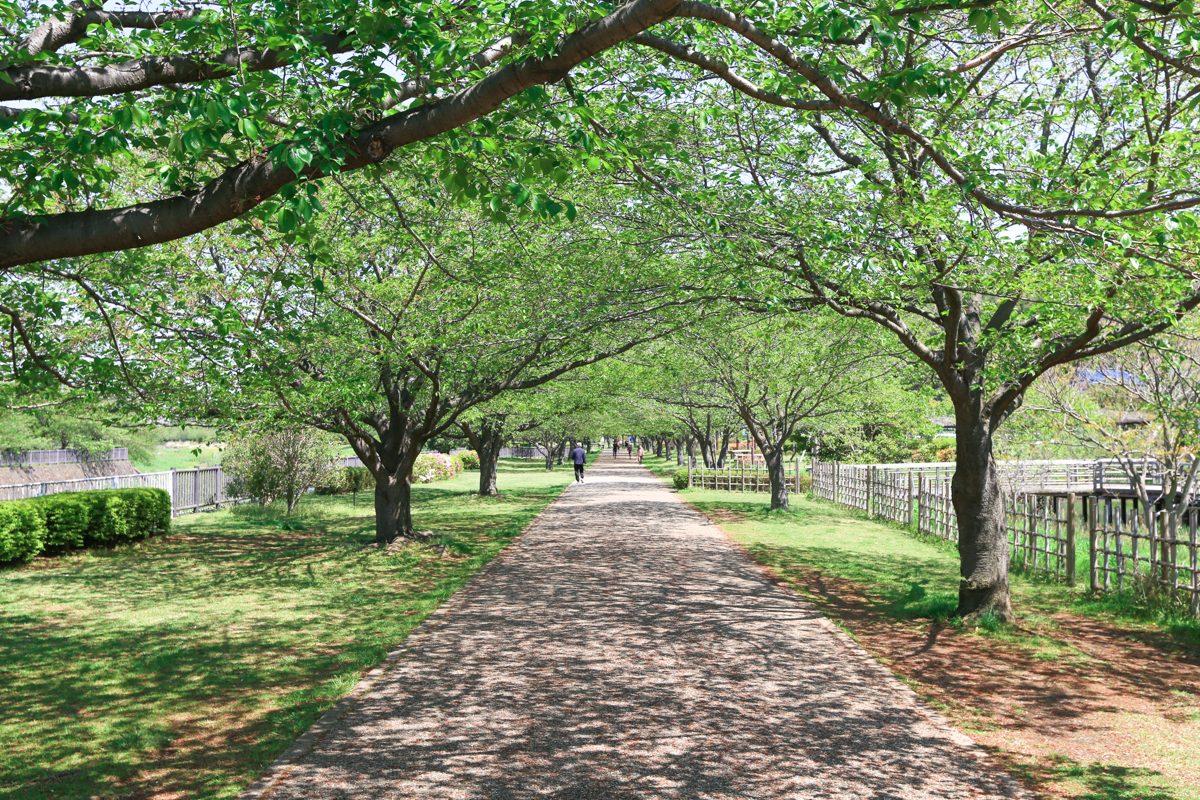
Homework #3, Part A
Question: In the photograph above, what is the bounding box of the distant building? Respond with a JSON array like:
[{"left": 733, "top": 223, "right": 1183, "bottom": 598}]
[
  {"left": 931, "top": 416, "right": 955, "bottom": 438},
  {"left": 1114, "top": 411, "right": 1151, "bottom": 430}
]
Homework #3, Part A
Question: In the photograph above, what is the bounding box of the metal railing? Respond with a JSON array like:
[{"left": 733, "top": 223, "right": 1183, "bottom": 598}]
[
  {"left": 0, "top": 466, "right": 241, "bottom": 517},
  {"left": 0, "top": 447, "right": 129, "bottom": 467}
]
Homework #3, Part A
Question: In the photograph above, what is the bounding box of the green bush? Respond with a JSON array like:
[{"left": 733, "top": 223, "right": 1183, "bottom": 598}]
[
  {"left": 0, "top": 489, "right": 170, "bottom": 562},
  {"left": 457, "top": 450, "right": 480, "bottom": 470},
  {"left": 345, "top": 467, "right": 372, "bottom": 496},
  {"left": 34, "top": 493, "right": 91, "bottom": 548},
  {"left": 73, "top": 488, "right": 170, "bottom": 546},
  {"left": 315, "top": 467, "right": 373, "bottom": 496},
  {"left": 0, "top": 502, "right": 47, "bottom": 562},
  {"left": 313, "top": 470, "right": 348, "bottom": 495},
  {"left": 673, "top": 470, "right": 689, "bottom": 490}
]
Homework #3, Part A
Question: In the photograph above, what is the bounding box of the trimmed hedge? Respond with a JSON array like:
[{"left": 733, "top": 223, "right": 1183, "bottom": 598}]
[
  {"left": 0, "top": 502, "right": 48, "bottom": 562},
  {"left": 0, "top": 488, "right": 171, "bottom": 563},
  {"left": 456, "top": 450, "right": 480, "bottom": 470}
]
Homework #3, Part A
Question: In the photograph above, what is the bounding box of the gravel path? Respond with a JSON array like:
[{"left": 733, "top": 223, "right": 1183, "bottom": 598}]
[{"left": 245, "top": 455, "right": 1024, "bottom": 799}]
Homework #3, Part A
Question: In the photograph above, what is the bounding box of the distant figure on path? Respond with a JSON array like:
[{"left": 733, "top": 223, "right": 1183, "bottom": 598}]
[
  {"left": 626, "top": 441, "right": 633, "bottom": 459},
  {"left": 612, "top": 439, "right": 619, "bottom": 459},
  {"left": 571, "top": 442, "right": 587, "bottom": 482},
  {"left": 637, "top": 444, "right": 645, "bottom": 464}
]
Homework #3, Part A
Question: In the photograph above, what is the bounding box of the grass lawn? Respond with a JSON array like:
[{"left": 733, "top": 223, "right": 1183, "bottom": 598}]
[
  {"left": 669, "top": 482, "right": 1200, "bottom": 800},
  {"left": 0, "top": 459, "right": 572, "bottom": 800},
  {"left": 132, "top": 441, "right": 225, "bottom": 473}
]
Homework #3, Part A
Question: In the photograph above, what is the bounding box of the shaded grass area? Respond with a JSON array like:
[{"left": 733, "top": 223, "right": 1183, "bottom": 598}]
[
  {"left": 674, "top": 486, "right": 1200, "bottom": 800},
  {"left": 1, "top": 459, "right": 571, "bottom": 800}
]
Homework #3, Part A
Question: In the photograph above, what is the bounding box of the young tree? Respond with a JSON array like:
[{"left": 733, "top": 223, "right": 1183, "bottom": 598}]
[
  {"left": 224, "top": 426, "right": 339, "bottom": 514},
  {"left": 682, "top": 314, "right": 908, "bottom": 510},
  {"left": 1031, "top": 337, "right": 1200, "bottom": 532}
]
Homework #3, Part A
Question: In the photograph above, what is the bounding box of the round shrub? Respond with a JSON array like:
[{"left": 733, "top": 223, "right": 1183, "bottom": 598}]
[
  {"left": 0, "top": 502, "right": 47, "bottom": 562},
  {"left": 457, "top": 450, "right": 480, "bottom": 470},
  {"left": 672, "top": 470, "right": 689, "bottom": 490}
]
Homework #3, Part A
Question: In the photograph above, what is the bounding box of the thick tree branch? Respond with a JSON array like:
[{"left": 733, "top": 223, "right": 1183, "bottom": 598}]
[{"left": 0, "top": 0, "right": 684, "bottom": 269}]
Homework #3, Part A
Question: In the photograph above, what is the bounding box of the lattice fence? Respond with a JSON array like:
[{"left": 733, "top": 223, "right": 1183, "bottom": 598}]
[{"left": 688, "top": 462, "right": 800, "bottom": 493}]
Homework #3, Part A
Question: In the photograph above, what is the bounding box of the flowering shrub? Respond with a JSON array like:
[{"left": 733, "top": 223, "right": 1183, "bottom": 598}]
[
  {"left": 456, "top": 450, "right": 480, "bottom": 470},
  {"left": 413, "top": 453, "right": 463, "bottom": 483}
]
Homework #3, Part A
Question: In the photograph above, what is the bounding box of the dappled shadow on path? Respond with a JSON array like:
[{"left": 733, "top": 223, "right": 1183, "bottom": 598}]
[{"left": 263, "top": 456, "right": 1021, "bottom": 799}]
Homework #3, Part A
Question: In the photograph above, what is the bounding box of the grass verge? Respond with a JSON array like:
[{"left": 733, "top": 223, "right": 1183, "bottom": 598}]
[
  {"left": 1, "top": 459, "right": 571, "bottom": 800},
  {"left": 670, "top": 484, "right": 1200, "bottom": 800}
]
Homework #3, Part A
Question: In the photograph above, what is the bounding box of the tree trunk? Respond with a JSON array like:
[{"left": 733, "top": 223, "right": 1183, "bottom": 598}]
[
  {"left": 764, "top": 448, "right": 789, "bottom": 512},
  {"left": 463, "top": 418, "right": 506, "bottom": 497},
  {"left": 675, "top": 438, "right": 684, "bottom": 465},
  {"left": 716, "top": 429, "right": 731, "bottom": 468},
  {"left": 952, "top": 406, "right": 1014, "bottom": 621},
  {"left": 373, "top": 471, "right": 413, "bottom": 544}
]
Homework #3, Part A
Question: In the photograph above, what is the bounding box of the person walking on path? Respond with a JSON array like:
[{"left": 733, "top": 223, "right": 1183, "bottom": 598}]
[
  {"left": 636, "top": 444, "right": 645, "bottom": 464},
  {"left": 626, "top": 441, "right": 633, "bottom": 459},
  {"left": 570, "top": 442, "right": 587, "bottom": 482},
  {"left": 612, "top": 439, "right": 619, "bottom": 459}
]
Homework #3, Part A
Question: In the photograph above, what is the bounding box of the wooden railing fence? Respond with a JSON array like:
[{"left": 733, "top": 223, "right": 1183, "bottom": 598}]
[
  {"left": 687, "top": 459, "right": 802, "bottom": 493},
  {"left": 809, "top": 460, "right": 1200, "bottom": 614}
]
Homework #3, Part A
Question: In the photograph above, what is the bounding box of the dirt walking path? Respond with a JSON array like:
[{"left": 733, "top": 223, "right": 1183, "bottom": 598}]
[{"left": 243, "top": 455, "right": 1024, "bottom": 799}]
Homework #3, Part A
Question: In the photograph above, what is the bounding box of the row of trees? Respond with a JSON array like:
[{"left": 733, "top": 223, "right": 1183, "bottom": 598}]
[{"left": 4, "top": 0, "right": 1200, "bottom": 623}]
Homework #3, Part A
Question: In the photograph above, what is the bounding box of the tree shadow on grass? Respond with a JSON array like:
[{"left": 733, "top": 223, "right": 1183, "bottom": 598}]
[
  {"left": 0, "top": 477, "right": 566, "bottom": 800},
  {"left": 1001, "top": 753, "right": 1179, "bottom": 800}
]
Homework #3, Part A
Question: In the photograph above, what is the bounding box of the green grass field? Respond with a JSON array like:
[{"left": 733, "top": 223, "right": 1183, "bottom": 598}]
[
  {"left": 131, "top": 440, "right": 225, "bottom": 473},
  {"left": 0, "top": 459, "right": 572, "bottom": 800}
]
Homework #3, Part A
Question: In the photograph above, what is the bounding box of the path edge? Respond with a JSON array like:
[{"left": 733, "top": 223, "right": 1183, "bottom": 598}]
[
  {"left": 660, "top": 474, "right": 1032, "bottom": 799},
  {"left": 234, "top": 481, "right": 575, "bottom": 800}
]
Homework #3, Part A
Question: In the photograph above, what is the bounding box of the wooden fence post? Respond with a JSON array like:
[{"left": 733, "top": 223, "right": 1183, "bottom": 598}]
[
  {"left": 1066, "top": 493, "right": 1077, "bottom": 586},
  {"left": 833, "top": 462, "right": 839, "bottom": 506},
  {"left": 216, "top": 467, "right": 223, "bottom": 510},
  {"left": 687, "top": 457, "right": 692, "bottom": 489},
  {"left": 1088, "top": 495, "right": 1099, "bottom": 593},
  {"left": 796, "top": 458, "right": 801, "bottom": 496},
  {"left": 907, "top": 472, "right": 914, "bottom": 528},
  {"left": 917, "top": 473, "right": 923, "bottom": 534},
  {"left": 866, "top": 466, "right": 873, "bottom": 518}
]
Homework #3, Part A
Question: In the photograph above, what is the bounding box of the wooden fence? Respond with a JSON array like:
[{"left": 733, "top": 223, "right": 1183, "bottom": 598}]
[
  {"left": 811, "top": 460, "right": 1200, "bottom": 614},
  {"left": 1088, "top": 496, "right": 1200, "bottom": 615},
  {"left": 0, "top": 466, "right": 241, "bottom": 517},
  {"left": 687, "top": 460, "right": 802, "bottom": 493}
]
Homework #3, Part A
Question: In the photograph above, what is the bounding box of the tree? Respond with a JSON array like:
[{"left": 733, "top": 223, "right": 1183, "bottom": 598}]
[
  {"left": 1, "top": 0, "right": 688, "bottom": 268},
  {"left": 1031, "top": 336, "right": 1200, "bottom": 532},
  {"left": 224, "top": 426, "right": 339, "bottom": 514},
  {"left": 678, "top": 314, "right": 908, "bottom": 510}
]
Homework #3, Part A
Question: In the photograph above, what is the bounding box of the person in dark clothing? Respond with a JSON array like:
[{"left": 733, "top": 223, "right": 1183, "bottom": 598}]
[
  {"left": 571, "top": 442, "right": 587, "bottom": 482},
  {"left": 612, "top": 439, "right": 619, "bottom": 459}
]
